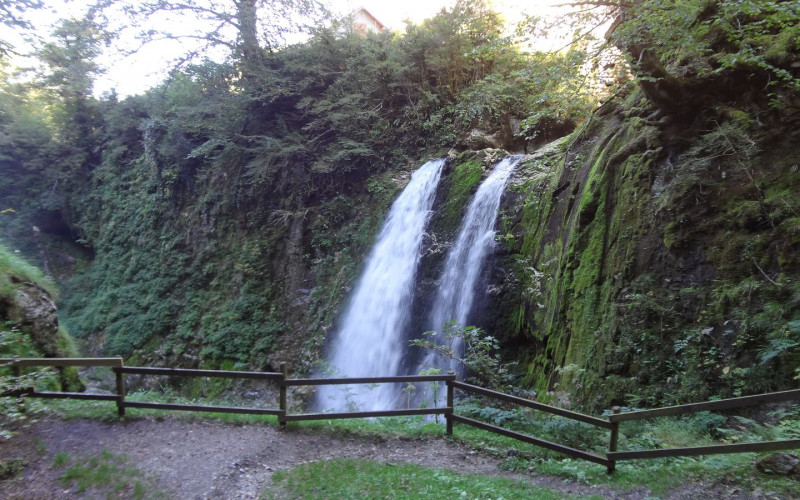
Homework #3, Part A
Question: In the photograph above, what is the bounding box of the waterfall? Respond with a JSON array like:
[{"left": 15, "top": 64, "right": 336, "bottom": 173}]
[
  {"left": 315, "top": 159, "right": 445, "bottom": 412},
  {"left": 420, "top": 155, "right": 522, "bottom": 376}
]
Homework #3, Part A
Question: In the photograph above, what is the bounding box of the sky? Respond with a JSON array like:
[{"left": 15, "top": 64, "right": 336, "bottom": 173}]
[
  {"left": 334, "top": 0, "right": 540, "bottom": 28},
  {"left": 11, "top": 0, "right": 574, "bottom": 97}
]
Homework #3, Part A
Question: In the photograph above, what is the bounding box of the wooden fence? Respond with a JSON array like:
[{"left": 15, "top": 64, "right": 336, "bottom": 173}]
[{"left": 2, "top": 357, "right": 799, "bottom": 473}]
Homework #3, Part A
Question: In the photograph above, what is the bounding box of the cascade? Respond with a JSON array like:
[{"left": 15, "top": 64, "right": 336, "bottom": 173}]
[
  {"left": 315, "top": 159, "right": 445, "bottom": 411},
  {"left": 419, "top": 155, "right": 522, "bottom": 376}
]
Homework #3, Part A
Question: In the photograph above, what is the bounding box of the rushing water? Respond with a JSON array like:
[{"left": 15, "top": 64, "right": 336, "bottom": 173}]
[
  {"left": 419, "top": 155, "right": 522, "bottom": 376},
  {"left": 315, "top": 159, "right": 445, "bottom": 412}
]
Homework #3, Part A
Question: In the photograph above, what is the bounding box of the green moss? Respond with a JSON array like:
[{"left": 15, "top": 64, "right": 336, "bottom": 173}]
[{"left": 427, "top": 153, "right": 486, "bottom": 240}]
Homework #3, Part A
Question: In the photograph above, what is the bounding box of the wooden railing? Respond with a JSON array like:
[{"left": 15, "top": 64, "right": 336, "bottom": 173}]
[
  {"left": 0, "top": 358, "right": 454, "bottom": 427},
  {"left": 3, "top": 357, "right": 799, "bottom": 473},
  {"left": 607, "top": 389, "right": 800, "bottom": 463},
  {"left": 451, "top": 380, "right": 616, "bottom": 470}
]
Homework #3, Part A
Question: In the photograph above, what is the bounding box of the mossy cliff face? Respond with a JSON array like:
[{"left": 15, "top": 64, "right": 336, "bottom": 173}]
[
  {"left": 492, "top": 89, "right": 800, "bottom": 410},
  {"left": 51, "top": 141, "right": 407, "bottom": 374}
]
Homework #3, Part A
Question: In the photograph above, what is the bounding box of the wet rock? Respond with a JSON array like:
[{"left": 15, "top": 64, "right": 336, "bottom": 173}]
[{"left": 462, "top": 129, "right": 504, "bottom": 150}]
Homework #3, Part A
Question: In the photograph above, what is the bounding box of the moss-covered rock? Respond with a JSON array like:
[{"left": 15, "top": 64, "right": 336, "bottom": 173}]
[
  {"left": 0, "top": 244, "right": 83, "bottom": 391},
  {"left": 492, "top": 85, "right": 800, "bottom": 410}
]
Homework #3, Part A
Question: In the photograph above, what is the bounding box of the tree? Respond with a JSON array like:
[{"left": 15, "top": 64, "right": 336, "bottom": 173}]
[
  {"left": 24, "top": 13, "right": 113, "bottom": 216},
  {"left": 0, "top": 0, "right": 43, "bottom": 58},
  {"left": 115, "top": 0, "right": 328, "bottom": 91},
  {"left": 569, "top": 0, "right": 800, "bottom": 110}
]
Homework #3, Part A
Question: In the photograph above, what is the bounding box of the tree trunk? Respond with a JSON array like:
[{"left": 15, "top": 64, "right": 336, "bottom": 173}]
[{"left": 236, "top": 0, "right": 263, "bottom": 92}]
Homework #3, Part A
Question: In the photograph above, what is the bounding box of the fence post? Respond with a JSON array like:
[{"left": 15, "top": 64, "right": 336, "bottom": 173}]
[
  {"left": 607, "top": 406, "right": 621, "bottom": 474},
  {"left": 12, "top": 359, "right": 21, "bottom": 378},
  {"left": 446, "top": 371, "right": 455, "bottom": 436},
  {"left": 115, "top": 359, "right": 126, "bottom": 417},
  {"left": 279, "top": 363, "right": 288, "bottom": 428}
]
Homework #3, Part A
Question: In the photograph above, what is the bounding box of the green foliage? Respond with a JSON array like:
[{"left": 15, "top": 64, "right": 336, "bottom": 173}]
[
  {"left": 606, "top": 0, "right": 800, "bottom": 94},
  {"left": 411, "top": 322, "right": 516, "bottom": 391}
]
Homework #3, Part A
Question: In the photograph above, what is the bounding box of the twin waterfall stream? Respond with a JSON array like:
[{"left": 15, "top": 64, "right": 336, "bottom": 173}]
[{"left": 315, "top": 156, "right": 521, "bottom": 412}]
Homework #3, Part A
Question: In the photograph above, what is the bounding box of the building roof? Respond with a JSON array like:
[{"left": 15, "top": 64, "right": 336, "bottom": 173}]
[{"left": 350, "top": 7, "right": 386, "bottom": 32}]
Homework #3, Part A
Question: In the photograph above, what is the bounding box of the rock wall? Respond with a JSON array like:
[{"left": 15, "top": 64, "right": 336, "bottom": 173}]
[{"left": 487, "top": 88, "right": 800, "bottom": 410}]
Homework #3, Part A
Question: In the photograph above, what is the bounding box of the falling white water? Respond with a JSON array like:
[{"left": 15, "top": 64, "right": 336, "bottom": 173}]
[
  {"left": 315, "top": 159, "right": 445, "bottom": 412},
  {"left": 420, "top": 155, "right": 522, "bottom": 376}
]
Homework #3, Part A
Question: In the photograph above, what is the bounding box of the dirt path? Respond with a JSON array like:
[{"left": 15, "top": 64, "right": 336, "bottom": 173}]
[{"left": 0, "top": 416, "right": 763, "bottom": 499}]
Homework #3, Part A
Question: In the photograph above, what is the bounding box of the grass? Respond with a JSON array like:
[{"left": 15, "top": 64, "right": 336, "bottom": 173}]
[
  {"left": 53, "top": 449, "right": 164, "bottom": 499},
  {"left": 528, "top": 453, "right": 800, "bottom": 497},
  {"left": 0, "top": 244, "right": 57, "bottom": 298},
  {"left": 262, "top": 458, "right": 603, "bottom": 500}
]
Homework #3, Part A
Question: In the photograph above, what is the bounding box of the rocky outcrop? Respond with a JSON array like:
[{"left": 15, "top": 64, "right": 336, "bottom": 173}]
[
  {"left": 756, "top": 453, "right": 800, "bottom": 479},
  {"left": 6, "top": 281, "right": 61, "bottom": 357},
  {"left": 459, "top": 129, "right": 504, "bottom": 150}
]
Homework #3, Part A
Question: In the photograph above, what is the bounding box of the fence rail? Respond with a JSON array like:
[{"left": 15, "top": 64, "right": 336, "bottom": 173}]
[
  {"left": 608, "top": 388, "right": 800, "bottom": 422},
  {"left": 0, "top": 357, "right": 122, "bottom": 368},
  {"left": 608, "top": 439, "right": 800, "bottom": 461},
  {"left": 452, "top": 381, "right": 613, "bottom": 430},
  {"left": 285, "top": 407, "right": 452, "bottom": 422},
  {"left": 117, "top": 366, "right": 282, "bottom": 381},
  {"left": 2, "top": 356, "right": 799, "bottom": 473},
  {"left": 450, "top": 414, "right": 611, "bottom": 466},
  {"left": 121, "top": 401, "right": 283, "bottom": 416}
]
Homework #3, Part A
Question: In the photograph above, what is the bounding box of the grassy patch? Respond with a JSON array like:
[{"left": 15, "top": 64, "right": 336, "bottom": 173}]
[
  {"left": 0, "top": 244, "right": 57, "bottom": 298},
  {"left": 54, "top": 449, "right": 163, "bottom": 499},
  {"left": 262, "top": 458, "right": 601, "bottom": 500},
  {"left": 0, "top": 458, "right": 25, "bottom": 480}
]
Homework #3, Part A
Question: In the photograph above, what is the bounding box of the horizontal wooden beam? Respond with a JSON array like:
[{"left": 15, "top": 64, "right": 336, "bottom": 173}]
[
  {"left": 284, "top": 407, "right": 452, "bottom": 422},
  {"left": 608, "top": 439, "right": 800, "bottom": 460},
  {"left": 609, "top": 389, "right": 800, "bottom": 422},
  {"left": 118, "top": 366, "right": 281, "bottom": 380},
  {"left": 30, "top": 391, "right": 120, "bottom": 402},
  {"left": 122, "top": 401, "right": 283, "bottom": 416},
  {"left": 451, "top": 414, "right": 611, "bottom": 467},
  {"left": 286, "top": 374, "right": 456, "bottom": 386},
  {"left": 0, "top": 387, "right": 34, "bottom": 398},
  {"left": 0, "top": 357, "right": 123, "bottom": 368},
  {"left": 452, "top": 381, "right": 613, "bottom": 430}
]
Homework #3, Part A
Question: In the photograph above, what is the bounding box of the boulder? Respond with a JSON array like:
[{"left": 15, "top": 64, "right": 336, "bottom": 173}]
[
  {"left": 461, "top": 129, "right": 504, "bottom": 150},
  {"left": 756, "top": 452, "right": 800, "bottom": 477},
  {"left": 8, "top": 282, "right": 60, "bottom": 357}
]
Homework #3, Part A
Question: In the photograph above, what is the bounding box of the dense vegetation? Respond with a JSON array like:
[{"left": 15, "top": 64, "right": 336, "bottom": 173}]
[
  {"left": 0, "top": 0, "right": 798, "bottom": 414},
  {"left": 0, "top": 0, "right": 596, "bottom": 369}
]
